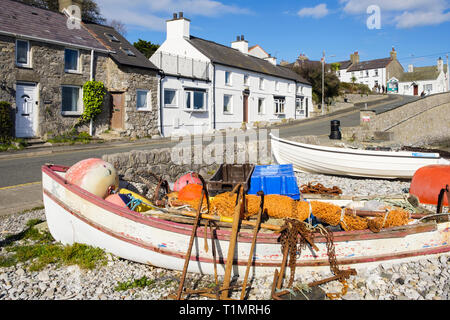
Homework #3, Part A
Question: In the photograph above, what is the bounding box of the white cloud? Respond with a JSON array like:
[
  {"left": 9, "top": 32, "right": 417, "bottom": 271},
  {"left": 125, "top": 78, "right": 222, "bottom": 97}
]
[
  {"left": 96, "top": 0, "right": 251, "bottom": 31},
  {"left": 297, "top": 3, "right": 329, "bottom": 19},
  {"left": 339, "top": 0, "right": 450, "bottom": 28}
]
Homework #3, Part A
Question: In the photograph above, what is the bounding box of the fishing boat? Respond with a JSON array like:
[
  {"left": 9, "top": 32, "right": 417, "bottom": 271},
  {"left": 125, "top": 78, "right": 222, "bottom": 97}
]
[
  {"left": 42, "top": 164, "right": 450, "bottom": 278},
  {"left": 270, "top": 134, "right": 450, "bottom": 179}
]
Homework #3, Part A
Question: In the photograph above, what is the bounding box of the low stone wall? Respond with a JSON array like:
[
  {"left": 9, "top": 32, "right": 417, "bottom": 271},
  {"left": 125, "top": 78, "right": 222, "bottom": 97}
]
[
  {"left": 342, "top": 92, "right": 450, "bottom": 146},
  {"left": 102, "top": 133, "right": 273, "bottom": 187}
]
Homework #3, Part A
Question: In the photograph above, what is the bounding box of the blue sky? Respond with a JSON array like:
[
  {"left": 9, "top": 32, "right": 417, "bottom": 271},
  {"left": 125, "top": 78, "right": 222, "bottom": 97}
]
[{"left": 96, "top": 0, "right": 450, "bottom": 69}]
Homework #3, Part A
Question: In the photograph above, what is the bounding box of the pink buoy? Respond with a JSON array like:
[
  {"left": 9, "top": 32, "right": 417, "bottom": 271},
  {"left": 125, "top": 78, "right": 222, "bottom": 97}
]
[
  {"left": 65, "top": 158, "right": 119, "bottom": 199},
  {"left": 173, "top": 172, "right": 202, "bottom": 192}
]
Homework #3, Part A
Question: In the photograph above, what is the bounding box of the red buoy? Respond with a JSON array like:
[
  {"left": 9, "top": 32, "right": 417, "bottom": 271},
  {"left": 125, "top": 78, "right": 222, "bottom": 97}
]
[{"left": 410, "top": 165, "right": 450, "bottom": 206}]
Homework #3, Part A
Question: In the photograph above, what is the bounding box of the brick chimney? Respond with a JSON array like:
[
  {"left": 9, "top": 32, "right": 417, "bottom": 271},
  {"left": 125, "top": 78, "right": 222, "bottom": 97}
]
[
  {"left": 350, "top": 51, "right": 360, "bottom": 64},
  {"left": 264, "top": 54, "right": 277, "bottom": 66},
  {"left": 166, "top": 12, "right": 191, "bottom": 40},
  {"left": 390, "top": 47, "right": 397, "bottom": 60},
  {"left": 58, "top": 0, "right": 83, "bottom": 14},
  {"left": 232, "top": 35, "right": 248, "bottom": 54}
]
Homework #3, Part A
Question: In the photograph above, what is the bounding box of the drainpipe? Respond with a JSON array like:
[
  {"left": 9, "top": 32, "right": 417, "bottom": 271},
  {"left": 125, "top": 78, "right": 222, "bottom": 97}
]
[
  {"left": 212, "top": 63, "right": 216, "bottom": 130},
  {"left": 89, "top": 49, "right": 95, "bottom": 136},
  {"left": 159, "top": 70, "right": 166, "bottom": 137}
]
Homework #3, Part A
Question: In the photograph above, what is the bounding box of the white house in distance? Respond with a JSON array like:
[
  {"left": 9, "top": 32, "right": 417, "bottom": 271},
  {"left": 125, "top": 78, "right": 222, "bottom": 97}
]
[
  {"left": 389, "top": 58, "right": 449, "bottom": 96},
  {"left": 335, "top": 49, "right": 404, "bottom": 92},
  {"left": 150, "top": 13, "right": 312, "bottom": 137}
]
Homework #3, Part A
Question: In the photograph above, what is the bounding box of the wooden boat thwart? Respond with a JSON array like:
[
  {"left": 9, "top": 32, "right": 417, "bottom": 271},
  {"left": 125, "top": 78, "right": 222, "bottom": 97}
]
[
  {"left": 42, "top": 165, "right": 450, "bottom": 277},
  {"left": 270, "top": 134, "right": 450, "bottom": 179}
]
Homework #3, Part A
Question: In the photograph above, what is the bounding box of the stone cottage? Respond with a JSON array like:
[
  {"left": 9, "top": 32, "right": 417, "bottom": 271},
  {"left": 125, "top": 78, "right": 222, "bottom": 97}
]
[{"left": 0, "top": 0, "right": 160, "bottom": 139}]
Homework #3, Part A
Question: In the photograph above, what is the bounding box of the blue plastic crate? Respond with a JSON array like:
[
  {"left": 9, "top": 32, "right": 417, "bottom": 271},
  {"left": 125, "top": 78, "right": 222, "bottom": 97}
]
[{"left": 248, "top": 164, "right": 301, "bottom": 200}]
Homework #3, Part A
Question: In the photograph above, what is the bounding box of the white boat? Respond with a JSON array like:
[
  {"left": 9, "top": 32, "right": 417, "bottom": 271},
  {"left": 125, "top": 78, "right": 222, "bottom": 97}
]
[
  {"left": 42, "top": 164, "right": 450, "bottom": 278},
  {"left": 270, "top": 134, "right": 450, "bottom": 179}
]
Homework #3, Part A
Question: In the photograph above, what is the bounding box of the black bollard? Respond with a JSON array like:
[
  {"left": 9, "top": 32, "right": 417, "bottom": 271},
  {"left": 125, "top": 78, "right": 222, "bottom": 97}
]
[{"left": 329, "top": 120, "right": 342, "bottom": 140}]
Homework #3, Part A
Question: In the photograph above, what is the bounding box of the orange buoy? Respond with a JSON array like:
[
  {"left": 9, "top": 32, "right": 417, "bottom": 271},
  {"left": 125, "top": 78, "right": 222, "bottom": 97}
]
[
  {"left": 178, "top": 184, "right": 204, "bottom": 202},
  {"left": 410, "top": 165, "right": 450, "bottom": 206}
]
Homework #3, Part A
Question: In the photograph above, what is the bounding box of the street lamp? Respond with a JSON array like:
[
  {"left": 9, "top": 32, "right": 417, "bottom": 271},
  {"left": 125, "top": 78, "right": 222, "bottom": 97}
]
[{"left": 321, "top": 51, "right": 335, "bottom": 115}]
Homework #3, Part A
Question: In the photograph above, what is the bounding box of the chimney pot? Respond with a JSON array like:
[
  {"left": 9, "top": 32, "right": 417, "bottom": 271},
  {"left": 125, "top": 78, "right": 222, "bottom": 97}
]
[
  {"left": 236, "top": 36, "right": 240, "bottom": 41},
  {"left": 241, "top": 35, "right": 245, "bottom": 41},
  {"left": 179, "top": 12, "right": 184, "bottom": 18},
  {"left": 173, "top": 13, "right": 178, "bottom": 19}
]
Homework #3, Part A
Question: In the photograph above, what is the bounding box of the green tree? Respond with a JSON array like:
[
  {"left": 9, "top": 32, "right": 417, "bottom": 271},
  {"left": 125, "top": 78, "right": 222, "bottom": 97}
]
[
  {"left": 133, "top": 39, "right": 160, "bottom": 59},
  {"left": 293, "top": 64, "right": 340, "bottom": 105},
  {"left": 17, "top": 0, "right": 105, "bottom": 24}
]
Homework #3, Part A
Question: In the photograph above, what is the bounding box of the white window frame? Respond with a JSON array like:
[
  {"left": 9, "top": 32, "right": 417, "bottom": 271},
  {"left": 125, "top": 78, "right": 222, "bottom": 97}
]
[
  {"left": 136, "top": 89, "right": 152, "bottom": 111},
  {"left": 64, "top": 48, "right": 80, "bottom": 73},
  {"left": 184, "top": 89, "right": 207, "bottom": 112},
  {"left": 259, "top": 78, "right": 264, "bottom": 90},
  {"left": 164, "top": 89, "right": 178, "bottom": 108},
  {"left": 275, "top": 81, "right": 280, "bottom": 92},
  {"left": 61, "top": 85, "right": 83, "bottom": 116},
  {"left": 225, "top": 71, "right": 232, "bottom": 86},
  {"left": 16, "top": 39, "right": 31, "bottom": 68},
  {"left": 424, "top": 84, "right": 433, "bottom": 92},
  {"left": 258, "top": 98, "right": 265, "bottom": 115},
  {"left": 274, "top": 98, "right": 285, "bottom": 115},
  {"left": 374, "top": 69, "right": 379, "bottom": 77},
  {"left": 223, "top": 94, "right": 233, "bottom": 114}
]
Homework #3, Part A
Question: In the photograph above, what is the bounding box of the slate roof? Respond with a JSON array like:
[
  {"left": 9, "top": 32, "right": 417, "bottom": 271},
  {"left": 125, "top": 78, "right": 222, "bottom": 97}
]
[
  {"left": 336, "top": 60, "right": 352, "bottom": 69},
  {"left": 399, "top": 65, "right": 448, "bottom": 82},
  {"left": 0, "top": 0, "right": 107, "bottom": 51},
  {"left": 84, "top": 23, "right": 158, "bottom": 71},
  {"left": 347, "top": 57, "right": 392, "bottom": 72},
  {"left": 188, "top": 36, "right": 310, "bottom": 85}
]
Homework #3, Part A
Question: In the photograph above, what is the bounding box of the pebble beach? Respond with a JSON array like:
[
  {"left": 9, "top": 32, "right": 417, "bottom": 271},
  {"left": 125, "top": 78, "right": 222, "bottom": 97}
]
[{"left": 0, "top": 172, "right": 448, "bottom": 301}]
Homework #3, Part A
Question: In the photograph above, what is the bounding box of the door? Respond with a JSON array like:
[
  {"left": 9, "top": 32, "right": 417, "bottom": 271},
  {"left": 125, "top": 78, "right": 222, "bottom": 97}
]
[
  {"left": 413, "top": 85, "right": 419, "bottom": 96},
  {"left": 243, "top": 93, "right": 249, "bottom": 123},
  {"left": 15, "top": 83, "right": 37, "bottom": 138},
  {"left": 111, "top": 93, "right": 124, "bottom": 130}
]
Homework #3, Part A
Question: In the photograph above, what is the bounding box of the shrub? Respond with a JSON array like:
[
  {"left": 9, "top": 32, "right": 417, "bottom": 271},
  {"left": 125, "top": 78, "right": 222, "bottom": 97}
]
[
  {"left": 80, "top": 80, "right": 106, "bottom": 124},
  {"left": 0, "top": 101, "right": 13, "bottom": 143}
]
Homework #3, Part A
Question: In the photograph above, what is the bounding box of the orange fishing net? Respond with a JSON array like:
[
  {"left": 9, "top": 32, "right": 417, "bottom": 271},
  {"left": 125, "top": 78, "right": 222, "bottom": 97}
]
[{"left": 173, "top": 191, "right": 411, "bottom": 233}]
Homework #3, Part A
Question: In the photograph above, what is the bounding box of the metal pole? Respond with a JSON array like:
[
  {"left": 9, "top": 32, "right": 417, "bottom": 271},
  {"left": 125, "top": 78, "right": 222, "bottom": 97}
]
[
  {"left": 447, "top": 54, "right": 449, "bottom": 92},
  {"left": 322, "top": 51, "right": 325, "bottom": 115}
]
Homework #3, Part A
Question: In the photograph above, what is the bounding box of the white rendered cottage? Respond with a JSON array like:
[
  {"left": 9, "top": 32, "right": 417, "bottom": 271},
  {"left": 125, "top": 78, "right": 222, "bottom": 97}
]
[
  {"left": 150, "top": 13, "right": 312, "bottom": 137},
  {"left": 390, "top": 58, "right": 449, "bottom": 96}
]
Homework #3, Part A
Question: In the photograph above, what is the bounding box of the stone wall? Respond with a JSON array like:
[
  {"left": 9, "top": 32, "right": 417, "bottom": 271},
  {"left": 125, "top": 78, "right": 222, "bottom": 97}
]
[{"left": 342, "top": 92, "right": 450, "bottom": 146}]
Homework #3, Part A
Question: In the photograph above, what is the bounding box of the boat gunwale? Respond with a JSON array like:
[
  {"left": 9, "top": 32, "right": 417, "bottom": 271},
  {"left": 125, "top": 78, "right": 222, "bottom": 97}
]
[
  {"left": 270, "top": 134, "right": 444, "bottom": 160},
  {"left": 42, "top": 164, "right": 440, "bottom": 244}
]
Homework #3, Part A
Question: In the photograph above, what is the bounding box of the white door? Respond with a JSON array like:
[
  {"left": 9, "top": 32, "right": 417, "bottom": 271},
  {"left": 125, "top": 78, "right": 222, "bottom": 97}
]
[{"left": 15, "top": 83, "right": 37, "bottom": 138}]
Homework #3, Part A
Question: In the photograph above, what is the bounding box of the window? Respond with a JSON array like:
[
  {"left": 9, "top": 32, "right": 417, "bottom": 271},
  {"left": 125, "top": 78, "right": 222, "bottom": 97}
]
[
  {"left": 16, "top": 40, "right": 30, "bottom": 67},
  {"left": 185, "top": 89, "right": 206, "bottom": 111},
  {"left": 225, "top": 71, "right": 232, "bottom": 86},
  {"left": 244, "top": 74, "right": 249, "bottom": 86},
  {"left": 274, "top": 98, "right": 285, "bottom": 115},
  {"left": 65, "top": 48, "right": 79, "bottom": 73},
  {"left": 360, "top": 71, "right": 363, "bottom": 77},
  {"left": 374, "top": 69, "right": 379, "bottom": 77},
  {"left": 164, "top": 89, "right": 177, "bottom": 107},
  {"left": 258, "top": 98, "right": 265, "bottom": 115},
  {"left": 424, "top": 84, "right": 433, "bottom": 92},
  {"left": 259, "top": 78, "right": 264, "bottom": 90},
  {"left": 223, "top": 94, "right": 232, "bottom": 113},
  {"left": 122, "top": 47, "right": 136, "bottom": 57},
  {"left": 275, "top": 81, "right": 280, "bottom": 91},
  {"left": 404, "top": 85, "right": 409, "bottom": 91},
  {"left": 365, "top": 70, "right": 369, "bottom": 77},
  {"left": 296, "top": 98, "right": 305, "bottom": 116},
  {"left": 137, "top": 90, "right": 151, "bottom": 110},
  {"left": 61, "top": 86, "right": 82, "bottom": 115},
  {"left": 105, "top": 33, "right": 120, "bottom": 42}
]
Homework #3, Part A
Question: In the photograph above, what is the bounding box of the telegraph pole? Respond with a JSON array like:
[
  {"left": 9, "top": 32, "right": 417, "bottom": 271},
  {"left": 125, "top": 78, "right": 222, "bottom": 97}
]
[
  {"left": 447, "top": 54, "right": 449, "bottom": 92},
  {"left": 321, "top": 51, "right": 325, "bottom": 115}
]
